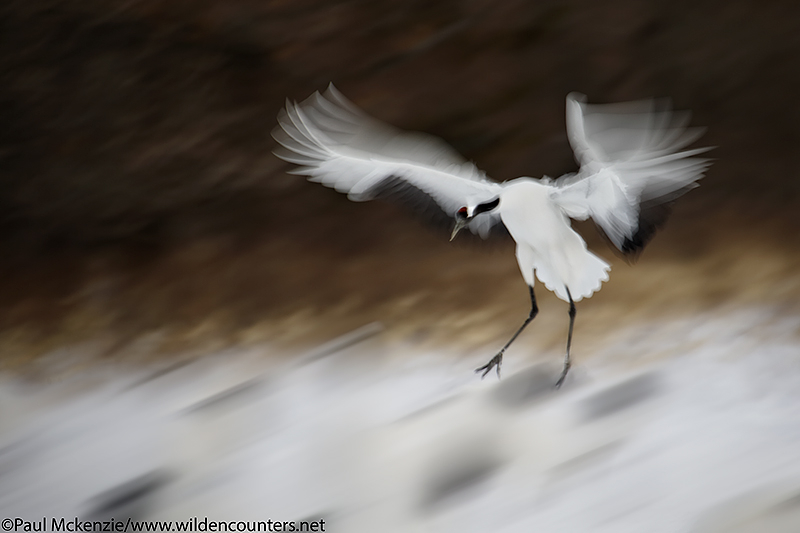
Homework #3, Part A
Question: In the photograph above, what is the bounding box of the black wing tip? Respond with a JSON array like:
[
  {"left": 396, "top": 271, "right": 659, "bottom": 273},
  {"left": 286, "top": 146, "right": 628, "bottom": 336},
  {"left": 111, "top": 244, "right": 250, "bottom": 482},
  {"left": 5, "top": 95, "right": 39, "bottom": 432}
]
[
  {"left": 623, "top": 213, "right": 668, "bottom": 258},
  {"left": 600, "top": 199, "right": 679, "bottom": 264},
  {"left": 619, "top": 231, "right": 656, "bottom": 263}
]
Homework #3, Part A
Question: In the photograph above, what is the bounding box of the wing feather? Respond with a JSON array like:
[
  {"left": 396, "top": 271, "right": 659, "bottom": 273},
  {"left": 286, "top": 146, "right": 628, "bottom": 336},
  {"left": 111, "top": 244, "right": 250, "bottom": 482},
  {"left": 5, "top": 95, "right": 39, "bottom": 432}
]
[
  {"left": 272, "top": 84, "right": 505, "bottom": 237},
  {"left": 551, "top": 92, "right": 713, "bottom": 258}
]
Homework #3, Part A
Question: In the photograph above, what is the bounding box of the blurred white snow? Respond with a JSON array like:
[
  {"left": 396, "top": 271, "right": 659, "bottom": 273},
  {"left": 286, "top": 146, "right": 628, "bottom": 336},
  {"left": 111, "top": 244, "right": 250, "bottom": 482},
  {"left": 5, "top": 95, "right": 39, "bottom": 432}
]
[{"left": 1, "top": 308, "right": 800, "bottom": 533}]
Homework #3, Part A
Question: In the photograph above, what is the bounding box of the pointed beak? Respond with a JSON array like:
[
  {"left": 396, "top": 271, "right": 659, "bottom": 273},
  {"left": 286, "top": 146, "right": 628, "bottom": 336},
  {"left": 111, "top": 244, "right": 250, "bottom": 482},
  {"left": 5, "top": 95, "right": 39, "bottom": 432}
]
[{"left": 450, "top": 218, "right": 468, "bottom": 241}]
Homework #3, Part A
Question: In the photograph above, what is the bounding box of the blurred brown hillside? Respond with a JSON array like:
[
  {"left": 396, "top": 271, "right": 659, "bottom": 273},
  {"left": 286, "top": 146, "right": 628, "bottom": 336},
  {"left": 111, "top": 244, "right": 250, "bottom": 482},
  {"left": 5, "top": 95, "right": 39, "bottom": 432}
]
[{"left": 1, "top": 0, "right": 799, "bottom": 367}]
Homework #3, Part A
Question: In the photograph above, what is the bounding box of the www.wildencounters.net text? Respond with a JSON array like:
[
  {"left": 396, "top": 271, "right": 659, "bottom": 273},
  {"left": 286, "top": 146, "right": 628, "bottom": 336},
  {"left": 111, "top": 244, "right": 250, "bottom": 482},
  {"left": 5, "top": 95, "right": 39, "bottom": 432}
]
[{"left": 2, "top": 518, "right": 325, "bottom": 533}]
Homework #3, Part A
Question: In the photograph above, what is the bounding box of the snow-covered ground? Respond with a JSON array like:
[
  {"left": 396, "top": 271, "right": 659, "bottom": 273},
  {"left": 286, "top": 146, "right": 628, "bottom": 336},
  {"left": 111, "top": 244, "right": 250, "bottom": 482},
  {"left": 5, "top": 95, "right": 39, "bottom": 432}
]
[{"left": 1, "top": 308, "right": 799, "bottom": 532}]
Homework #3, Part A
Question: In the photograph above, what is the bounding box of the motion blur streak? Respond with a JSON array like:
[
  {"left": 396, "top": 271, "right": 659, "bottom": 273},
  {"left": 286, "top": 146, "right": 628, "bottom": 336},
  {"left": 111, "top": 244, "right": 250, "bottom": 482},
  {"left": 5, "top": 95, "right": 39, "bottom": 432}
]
[
  {"left": 2, "top": 310, "right": 800, "bottom": 532},
  {"left": 1, "top": 0, "right": 800, "bottom": 532}
]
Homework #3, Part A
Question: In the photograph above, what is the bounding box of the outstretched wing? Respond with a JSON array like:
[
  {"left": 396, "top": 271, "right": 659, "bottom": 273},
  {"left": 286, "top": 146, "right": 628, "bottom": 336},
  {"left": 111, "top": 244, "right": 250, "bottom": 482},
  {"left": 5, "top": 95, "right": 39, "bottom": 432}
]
[
  {"left": 273, "top": 84, "right": 505, "bottom": 238},
  {"left": 550, "top": 92, "right": 713, "bottom": 258}
]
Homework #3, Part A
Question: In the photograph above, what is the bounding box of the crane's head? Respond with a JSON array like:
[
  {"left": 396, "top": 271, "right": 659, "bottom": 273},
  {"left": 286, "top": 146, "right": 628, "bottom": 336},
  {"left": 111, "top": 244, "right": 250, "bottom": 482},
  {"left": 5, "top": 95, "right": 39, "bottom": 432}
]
[{"left": 450, "top": 198, "right": 500, "bottom": 241}]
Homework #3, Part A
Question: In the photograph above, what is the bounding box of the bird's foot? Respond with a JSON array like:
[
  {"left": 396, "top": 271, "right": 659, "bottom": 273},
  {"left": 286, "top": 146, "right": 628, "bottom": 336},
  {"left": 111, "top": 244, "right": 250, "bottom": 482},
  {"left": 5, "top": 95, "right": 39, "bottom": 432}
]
[
  {"left": 554, "top": 360, "right": 571, "bottom": 389},
  {"left": 475, "top": 351, "right": 504, "bottom": 379}
]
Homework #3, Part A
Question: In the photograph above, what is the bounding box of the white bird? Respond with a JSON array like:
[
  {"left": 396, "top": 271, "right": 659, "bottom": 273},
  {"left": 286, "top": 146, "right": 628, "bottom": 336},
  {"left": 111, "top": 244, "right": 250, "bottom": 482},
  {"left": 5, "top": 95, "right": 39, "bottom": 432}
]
[{"left": 273, "top": 85, "right": 712, "bottom": 387}]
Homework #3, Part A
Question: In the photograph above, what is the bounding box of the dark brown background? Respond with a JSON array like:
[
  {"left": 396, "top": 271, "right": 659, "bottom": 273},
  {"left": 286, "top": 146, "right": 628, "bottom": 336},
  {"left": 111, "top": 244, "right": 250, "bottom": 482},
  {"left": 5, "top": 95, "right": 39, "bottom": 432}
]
[{"left": 1, "top": 0, "right": 798, "bottom": 369}]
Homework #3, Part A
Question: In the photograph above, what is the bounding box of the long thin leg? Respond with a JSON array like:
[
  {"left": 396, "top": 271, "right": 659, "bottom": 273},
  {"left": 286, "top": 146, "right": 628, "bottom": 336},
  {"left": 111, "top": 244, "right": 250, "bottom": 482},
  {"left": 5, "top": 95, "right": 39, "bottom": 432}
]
[
  {"left": 555, "top": 288, "right": 576, "bottom": 388},
  {"left": 475, "top": 286, "right": 538, "bottom": 379}
]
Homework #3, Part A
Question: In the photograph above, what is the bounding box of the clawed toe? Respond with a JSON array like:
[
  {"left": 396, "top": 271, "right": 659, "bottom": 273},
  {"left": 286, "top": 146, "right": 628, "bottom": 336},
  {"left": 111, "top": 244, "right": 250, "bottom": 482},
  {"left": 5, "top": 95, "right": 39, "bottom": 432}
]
[{"left": 475, "top": 353, "right": 503, "bottom": 379}]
